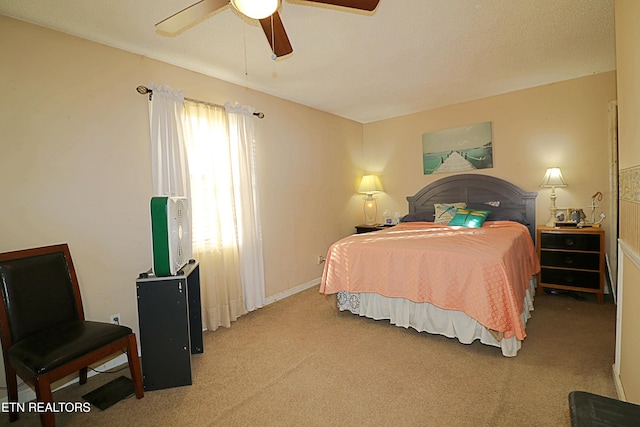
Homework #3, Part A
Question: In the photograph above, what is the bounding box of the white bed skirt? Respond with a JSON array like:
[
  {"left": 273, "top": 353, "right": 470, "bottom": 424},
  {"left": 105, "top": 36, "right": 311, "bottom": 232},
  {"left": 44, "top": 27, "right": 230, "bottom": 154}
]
[{"left": 336, "top": 277, "right": 536, "bottom": 357}]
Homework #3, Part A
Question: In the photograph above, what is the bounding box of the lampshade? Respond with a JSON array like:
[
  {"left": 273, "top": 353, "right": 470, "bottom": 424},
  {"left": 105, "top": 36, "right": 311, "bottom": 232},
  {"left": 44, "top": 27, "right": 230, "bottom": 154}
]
[
  {"left": 231, "top": 0, "right": 279, "bottom": 19},
  {"left": 358, "top": 175, "right": 384, "bottom": 194},
  {"left": 540, "top": 167, "right": 567, "bottom": 188}
]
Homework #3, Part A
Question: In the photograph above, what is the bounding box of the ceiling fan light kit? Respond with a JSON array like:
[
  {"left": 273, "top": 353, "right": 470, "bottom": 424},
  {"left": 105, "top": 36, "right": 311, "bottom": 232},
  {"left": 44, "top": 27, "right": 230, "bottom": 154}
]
[{"left": 231, "top": 0, "right": 279, "bottom": 20}]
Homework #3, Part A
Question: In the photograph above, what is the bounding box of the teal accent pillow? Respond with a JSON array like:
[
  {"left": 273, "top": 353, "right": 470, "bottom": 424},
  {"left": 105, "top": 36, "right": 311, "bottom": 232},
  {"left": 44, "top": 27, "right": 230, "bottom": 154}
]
[{"left": 448, "top": 208, "right": 490, "bottom": 228}]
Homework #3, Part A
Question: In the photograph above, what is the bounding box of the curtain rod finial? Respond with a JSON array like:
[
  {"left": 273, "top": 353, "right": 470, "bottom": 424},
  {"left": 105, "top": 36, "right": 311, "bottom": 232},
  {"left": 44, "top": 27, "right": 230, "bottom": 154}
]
[{"left": 136, "top": 85, "right": 152, "bottom": 100}]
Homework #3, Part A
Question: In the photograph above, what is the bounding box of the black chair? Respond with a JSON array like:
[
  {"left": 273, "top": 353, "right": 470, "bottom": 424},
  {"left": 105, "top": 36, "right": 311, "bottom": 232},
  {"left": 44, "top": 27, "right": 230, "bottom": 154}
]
[
  {"left": 0, "top": 244, "right": 144, "bottom": 427},
  {"left": 569, "top": 391, "right": 640, "bottom": 426}
]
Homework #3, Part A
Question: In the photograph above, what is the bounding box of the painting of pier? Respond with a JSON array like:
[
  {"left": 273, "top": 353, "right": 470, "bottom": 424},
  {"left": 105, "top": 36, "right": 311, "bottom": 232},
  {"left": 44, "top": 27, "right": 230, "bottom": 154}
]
[{"left": 422, "top": 122, "right": 493, "bottom": 175}]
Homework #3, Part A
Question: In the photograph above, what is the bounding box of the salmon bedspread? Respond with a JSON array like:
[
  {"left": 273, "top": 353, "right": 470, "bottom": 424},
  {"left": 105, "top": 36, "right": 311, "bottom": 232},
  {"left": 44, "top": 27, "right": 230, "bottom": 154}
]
[{"left": 320, "top": 221, "right": 540, "bottom": 341}]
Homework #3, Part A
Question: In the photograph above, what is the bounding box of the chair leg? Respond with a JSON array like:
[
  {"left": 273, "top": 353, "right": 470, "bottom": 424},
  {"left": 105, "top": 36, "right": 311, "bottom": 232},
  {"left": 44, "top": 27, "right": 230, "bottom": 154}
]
[
  {"left": 79, "top": 367, "right": 88, "bottom": 384},
  {"left": 126, "top": 334, "right": 144, "bottom": 399},
  {"left": 34, "top": 376, "right": 55, "bottom": 427},
  {"left": 4, "top": 365, "right": 19, "bottom": 422}
]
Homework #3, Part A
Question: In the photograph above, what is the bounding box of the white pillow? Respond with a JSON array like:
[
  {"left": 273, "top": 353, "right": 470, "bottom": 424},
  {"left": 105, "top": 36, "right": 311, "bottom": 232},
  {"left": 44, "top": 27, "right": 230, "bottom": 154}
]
[{"left": 434, "top": 202, "right": 466, "bottom": 224}]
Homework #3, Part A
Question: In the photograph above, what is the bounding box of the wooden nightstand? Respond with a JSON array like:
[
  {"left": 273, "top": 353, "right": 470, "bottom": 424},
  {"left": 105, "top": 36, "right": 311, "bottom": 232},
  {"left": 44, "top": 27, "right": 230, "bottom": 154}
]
[
  {"left": 536, "top": 226, "right": 605, "bottom": 304},
  {"left": 355, "top": 224, "right": 394, "bottom": 234}
]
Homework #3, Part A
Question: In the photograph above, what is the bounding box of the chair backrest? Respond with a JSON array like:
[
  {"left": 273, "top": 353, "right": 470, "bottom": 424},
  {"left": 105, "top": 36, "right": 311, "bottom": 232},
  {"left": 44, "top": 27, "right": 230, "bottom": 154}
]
[{"left": 0, "top": 244, "right": 84, "bottom": 346}]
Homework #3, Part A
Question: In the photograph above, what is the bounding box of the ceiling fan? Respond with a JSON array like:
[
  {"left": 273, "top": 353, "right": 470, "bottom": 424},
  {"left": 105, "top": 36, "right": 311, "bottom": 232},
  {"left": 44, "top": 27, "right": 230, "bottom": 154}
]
[{"left": 155, "top": 0, "right": 380, "bottom": 58}]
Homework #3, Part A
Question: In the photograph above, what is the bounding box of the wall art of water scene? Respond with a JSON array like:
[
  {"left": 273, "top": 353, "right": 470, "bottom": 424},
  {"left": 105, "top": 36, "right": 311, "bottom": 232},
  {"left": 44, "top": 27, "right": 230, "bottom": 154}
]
[{"left": 422, "top": 121, "right": 493, "bottom": 175}]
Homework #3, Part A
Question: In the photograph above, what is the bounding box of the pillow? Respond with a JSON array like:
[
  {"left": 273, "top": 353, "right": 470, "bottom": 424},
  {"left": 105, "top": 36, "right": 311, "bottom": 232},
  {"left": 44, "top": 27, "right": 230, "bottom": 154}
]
[
  {"left": 434, "top": 202, "right": 466, "bottom": 224},
  {"left": 400, "top": 211, "right": 434, "bottom": 223},
  {"left": 448, "top": 208, "right": 490, "bottom": 228},
  {"left": 466, "top": 203, "right": 529, "bottom": 225},
  {"left": 486, "top": 209, "right": 529, "bottom": 225}
]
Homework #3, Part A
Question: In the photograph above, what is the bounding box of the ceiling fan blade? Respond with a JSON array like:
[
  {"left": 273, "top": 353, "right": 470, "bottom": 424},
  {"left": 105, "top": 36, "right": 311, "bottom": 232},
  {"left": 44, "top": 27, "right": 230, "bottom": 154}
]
[
  {"left": 259, "top": 12, "right": 293, "bottom": 58},
  {"left": 155, "top": 0, "right": 230, "bottom": 37},
  {"left": 302, "top": 0, "right": 379, "bottom": 12}
]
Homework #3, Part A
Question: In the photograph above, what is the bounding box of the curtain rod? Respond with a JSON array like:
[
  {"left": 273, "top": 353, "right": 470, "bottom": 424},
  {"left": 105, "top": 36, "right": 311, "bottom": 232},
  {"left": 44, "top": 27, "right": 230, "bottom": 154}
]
[{"left": 135, "top": 85, "right": 265, "bottom": 119}]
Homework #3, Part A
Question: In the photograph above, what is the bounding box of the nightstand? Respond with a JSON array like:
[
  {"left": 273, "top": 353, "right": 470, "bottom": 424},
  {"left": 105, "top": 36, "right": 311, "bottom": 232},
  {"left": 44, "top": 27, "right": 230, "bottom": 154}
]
[
  {"left": 536, "top": 226, "right": 605, "bottom": 304},
  {"left": 355, "top": 224, "right": 393, "bottom": 234}
]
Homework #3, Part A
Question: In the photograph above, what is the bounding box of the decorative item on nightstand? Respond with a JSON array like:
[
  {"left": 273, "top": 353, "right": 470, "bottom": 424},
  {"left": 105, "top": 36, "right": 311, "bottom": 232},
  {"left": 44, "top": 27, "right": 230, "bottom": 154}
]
[
  {"left": 540, "top": 167, "right": 567, "bottom": 227},
  {"left": 358, "top": 174, "right": 384, "bottom": 225},
  {"left": 588, "top": 191, "right": 607, "bottom": 225}
]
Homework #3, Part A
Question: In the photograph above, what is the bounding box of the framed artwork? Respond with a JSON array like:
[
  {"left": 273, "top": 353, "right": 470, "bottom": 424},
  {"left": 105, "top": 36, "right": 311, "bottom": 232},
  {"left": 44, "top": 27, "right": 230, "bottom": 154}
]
[
  {"left": 556, "top": 208, "right": 586, "bottom": 224},
  {"left": 422, "top": 121, "right": 493, "bottom": 175},
  {"left": 555, "top": 210, "right": 568, "bottom": 223}
]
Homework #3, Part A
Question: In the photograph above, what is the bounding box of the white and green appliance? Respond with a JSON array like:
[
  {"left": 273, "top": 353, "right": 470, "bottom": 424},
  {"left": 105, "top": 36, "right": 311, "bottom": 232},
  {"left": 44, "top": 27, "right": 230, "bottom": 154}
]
[{"left": 150, "top": 196, "right": 192, "bottom": 276}]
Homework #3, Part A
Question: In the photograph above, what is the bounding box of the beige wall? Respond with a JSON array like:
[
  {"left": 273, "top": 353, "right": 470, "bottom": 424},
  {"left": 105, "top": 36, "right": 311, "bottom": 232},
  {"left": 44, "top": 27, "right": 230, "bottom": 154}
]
[
  {"left": 0, "top": 16, "right": 362, "bottom": 345},
  {"left": 363, "top": 72, "right": 617, "bottom": 248},
  {"left": 614, "top": 0, "right": 640, "bottom": 404}
]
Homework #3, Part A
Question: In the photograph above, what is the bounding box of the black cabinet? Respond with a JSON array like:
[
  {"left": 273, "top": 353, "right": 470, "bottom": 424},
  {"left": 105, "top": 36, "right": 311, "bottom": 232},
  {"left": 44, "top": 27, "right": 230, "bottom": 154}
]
[
  {"left": 136, "top": 260, "right": 203, "bottom": 391},
  {"left": 536, "top": 227, "right": 605, "bottom": 303}
]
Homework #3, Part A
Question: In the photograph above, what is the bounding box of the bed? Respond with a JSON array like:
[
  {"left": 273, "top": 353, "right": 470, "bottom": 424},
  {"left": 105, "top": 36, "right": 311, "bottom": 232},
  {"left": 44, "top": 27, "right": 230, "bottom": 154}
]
[{"left": 320, "top": 174, "right": 540, "bottom": 356}]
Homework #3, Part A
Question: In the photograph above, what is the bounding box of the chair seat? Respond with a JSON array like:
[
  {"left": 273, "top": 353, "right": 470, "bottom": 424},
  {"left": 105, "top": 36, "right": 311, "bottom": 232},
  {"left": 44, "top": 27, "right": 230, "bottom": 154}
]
[{"left": 8, "top": 320, "right": 133, "bottom": 376}]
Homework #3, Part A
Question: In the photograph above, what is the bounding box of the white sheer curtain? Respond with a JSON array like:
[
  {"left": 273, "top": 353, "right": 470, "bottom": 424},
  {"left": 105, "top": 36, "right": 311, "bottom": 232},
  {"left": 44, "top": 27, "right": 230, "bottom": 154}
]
[
  {"left": 148, "top": 84, "right": 190, "bottom": 198},
  {"left": 182, "top": 99, "right": 265, "bottom": 331},
  {"left": 224, "top": 102, "right": 266, "bottom": 311}
]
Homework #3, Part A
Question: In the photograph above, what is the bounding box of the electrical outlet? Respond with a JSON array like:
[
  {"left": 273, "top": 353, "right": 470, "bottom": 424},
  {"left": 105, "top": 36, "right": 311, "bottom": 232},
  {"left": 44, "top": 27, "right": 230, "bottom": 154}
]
[
  {"left": 316, "top": 255, "right": 325, "bottom": 264},
  {"left": 109, "top": 313, "right": 121, "bottom": 325}
]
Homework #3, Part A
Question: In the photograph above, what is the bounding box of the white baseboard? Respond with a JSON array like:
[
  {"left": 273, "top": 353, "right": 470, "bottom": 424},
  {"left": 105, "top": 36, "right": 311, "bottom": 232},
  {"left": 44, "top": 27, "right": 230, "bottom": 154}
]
[
  {"left": 612, "top": 363, "right": 627, "bottom": 401},
  {"left": 1, "top": 354, "right": 129, "bottom": 404},
  {"left": 264, "top": 278, "right": 321, "bottom": 306}
]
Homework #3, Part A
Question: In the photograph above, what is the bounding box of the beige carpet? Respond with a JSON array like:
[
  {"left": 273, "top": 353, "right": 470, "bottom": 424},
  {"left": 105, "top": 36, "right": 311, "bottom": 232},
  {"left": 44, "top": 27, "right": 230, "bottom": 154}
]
[{"left": 1, "top": 286, "right": 617, "bottom": 427}]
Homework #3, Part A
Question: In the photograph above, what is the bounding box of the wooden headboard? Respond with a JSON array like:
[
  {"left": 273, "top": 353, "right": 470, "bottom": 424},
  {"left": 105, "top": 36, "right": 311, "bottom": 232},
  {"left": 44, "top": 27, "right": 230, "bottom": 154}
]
[{"left": 406, "top": 174, "right": 538, "bottom": 240}]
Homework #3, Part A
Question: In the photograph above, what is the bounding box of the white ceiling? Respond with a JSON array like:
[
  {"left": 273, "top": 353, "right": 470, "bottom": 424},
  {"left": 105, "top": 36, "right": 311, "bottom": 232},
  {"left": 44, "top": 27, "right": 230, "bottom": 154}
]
[{"left": 1, "top": 0, "right": 616, "bottom": 123}]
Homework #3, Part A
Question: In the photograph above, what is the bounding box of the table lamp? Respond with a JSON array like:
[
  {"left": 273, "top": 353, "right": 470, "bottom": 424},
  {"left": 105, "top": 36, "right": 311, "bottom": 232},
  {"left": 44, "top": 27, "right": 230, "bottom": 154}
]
[
  {"left": 358, "top": 175, "right": 384, "bottom": 225},
  {"left": 540, "top": 167, "right": 567, "bottom": 227}
]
